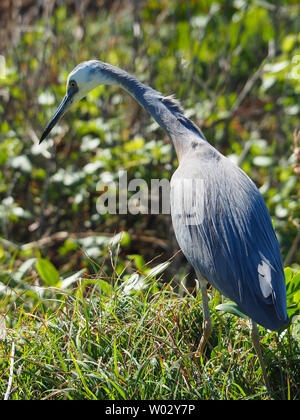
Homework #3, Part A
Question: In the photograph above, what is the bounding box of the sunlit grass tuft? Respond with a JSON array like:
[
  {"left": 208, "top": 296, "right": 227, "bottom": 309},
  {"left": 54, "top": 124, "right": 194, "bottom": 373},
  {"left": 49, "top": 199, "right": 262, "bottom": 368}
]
[{"left": 0, "top": 268, "right": 299, "bottom": 400}]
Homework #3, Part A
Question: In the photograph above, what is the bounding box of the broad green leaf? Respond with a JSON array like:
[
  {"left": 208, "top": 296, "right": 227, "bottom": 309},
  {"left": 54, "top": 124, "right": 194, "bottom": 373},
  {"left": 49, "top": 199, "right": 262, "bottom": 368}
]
[
  {"left": 128, "top": 254, "right": 146, "bottom": 270},
  {"left": 121, "top": 274, "right": 146, "bottom": 295},
  {"left": 216, "top": 302, "right": 249, "bottom": 320},
  {"left": 284, "top": 267, "right": 293, "bottom": 284},
  {"left": 36, "top": 258, "right": 60, "bottom": 286},
  {"left": 286, "top": 271, "right": 300, "bottom": 296},
  {"left": 293, "top": 289, "right": 300, "bottom": 304},
  {"left": 252, "top": 156, "right": 273, "bottom": 167}
]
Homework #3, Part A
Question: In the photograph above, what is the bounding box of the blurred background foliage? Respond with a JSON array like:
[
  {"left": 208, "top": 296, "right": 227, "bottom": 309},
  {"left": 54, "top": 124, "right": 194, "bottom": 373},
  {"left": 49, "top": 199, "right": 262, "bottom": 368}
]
[{"left": 0, "top": 0, "right": 299, "bottom": 296}]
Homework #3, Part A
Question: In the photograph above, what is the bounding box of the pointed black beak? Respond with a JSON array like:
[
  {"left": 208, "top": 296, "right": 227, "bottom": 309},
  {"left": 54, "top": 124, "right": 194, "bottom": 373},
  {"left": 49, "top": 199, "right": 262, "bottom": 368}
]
[{"left": 39, "top": 92, "right": 74, "bottom": 144}]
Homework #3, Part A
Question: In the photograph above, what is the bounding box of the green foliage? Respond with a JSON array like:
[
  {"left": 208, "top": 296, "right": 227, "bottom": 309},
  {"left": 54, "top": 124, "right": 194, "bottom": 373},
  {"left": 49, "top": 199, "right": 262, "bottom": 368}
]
[
  {"left": 35, "top": 258, "right": 60, "bottom": 286},
  {"left": 285, "top": 267, "right": 300, "bottom": 319},
  {"left": 0, "top": 0, "right": 299, "bottom": 274},
  {"left": 0, "top": 0, "right": 299, "bottom": 400},
  {"left": 216, "top": 302, "right": 249, "bottom": 320}
]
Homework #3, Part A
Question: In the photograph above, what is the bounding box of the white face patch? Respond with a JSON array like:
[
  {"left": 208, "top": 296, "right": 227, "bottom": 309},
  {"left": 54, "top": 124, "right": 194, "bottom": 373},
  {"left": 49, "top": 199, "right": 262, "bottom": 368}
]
[
  {"left": 257, "top": 260, "right": 273, "bottom": 298},
  {"left": 66, "top": 61, "right": 107, "bottom": 104}
]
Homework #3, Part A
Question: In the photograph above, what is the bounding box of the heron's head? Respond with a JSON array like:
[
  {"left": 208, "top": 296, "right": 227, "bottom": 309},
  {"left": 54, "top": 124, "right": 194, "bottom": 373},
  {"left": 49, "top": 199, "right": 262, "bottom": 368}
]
[{"left": 40, "top": 60, "right": 106, "bottom": 143}]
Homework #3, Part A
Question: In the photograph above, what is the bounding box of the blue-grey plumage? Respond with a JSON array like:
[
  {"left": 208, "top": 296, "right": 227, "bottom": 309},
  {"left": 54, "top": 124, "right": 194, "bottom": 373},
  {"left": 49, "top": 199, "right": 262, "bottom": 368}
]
[
  {"left": 40, "top": 60, "right": 289, "bottom": 334},
  {"left": 171, "top": 141, "right": 288, "bottom": 331}
]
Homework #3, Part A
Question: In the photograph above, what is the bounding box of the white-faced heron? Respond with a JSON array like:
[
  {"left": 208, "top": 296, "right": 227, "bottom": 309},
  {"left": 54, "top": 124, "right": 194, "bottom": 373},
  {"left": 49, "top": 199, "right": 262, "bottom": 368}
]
[{"left": 40, "top": 60, "right": 289, "bottom": 392}]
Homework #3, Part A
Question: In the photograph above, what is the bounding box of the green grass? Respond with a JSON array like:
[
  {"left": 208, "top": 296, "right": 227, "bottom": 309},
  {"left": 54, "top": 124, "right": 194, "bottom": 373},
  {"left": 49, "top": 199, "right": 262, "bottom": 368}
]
[{"left": 0, "top": 267, "right": 299, "bottom": 400}]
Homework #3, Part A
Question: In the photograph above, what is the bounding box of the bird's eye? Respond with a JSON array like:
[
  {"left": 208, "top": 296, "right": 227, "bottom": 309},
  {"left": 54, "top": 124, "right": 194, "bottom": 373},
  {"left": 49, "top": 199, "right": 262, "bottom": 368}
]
[{"left": 69, "top": 80, "right": 76, "bottom": 88}]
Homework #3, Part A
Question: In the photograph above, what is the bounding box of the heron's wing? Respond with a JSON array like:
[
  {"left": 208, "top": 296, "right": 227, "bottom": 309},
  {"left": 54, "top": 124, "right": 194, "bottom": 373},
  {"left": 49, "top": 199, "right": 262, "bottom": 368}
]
[{"left": 171, "top": 147, "right": 288, "bottom": 330}]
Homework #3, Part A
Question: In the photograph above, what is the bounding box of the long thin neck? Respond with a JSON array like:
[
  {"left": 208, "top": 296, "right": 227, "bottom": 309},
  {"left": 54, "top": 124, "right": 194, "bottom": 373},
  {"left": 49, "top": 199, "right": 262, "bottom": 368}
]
[{"left": 99, "top": 62, "right": 206, "bottom": 160}]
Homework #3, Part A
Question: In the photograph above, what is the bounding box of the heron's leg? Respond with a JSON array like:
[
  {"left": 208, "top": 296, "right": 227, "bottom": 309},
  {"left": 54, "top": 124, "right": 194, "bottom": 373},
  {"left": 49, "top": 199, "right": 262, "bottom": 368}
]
[
  {"left": 195, "top": 278, "right": 212, "bottom": 356},
  {"left": 251, "top": 321, "right": 271, "bottom": 396}
]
